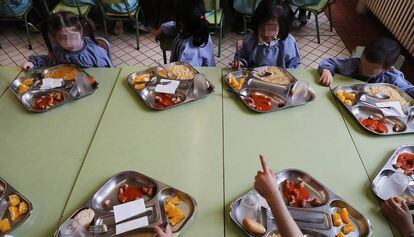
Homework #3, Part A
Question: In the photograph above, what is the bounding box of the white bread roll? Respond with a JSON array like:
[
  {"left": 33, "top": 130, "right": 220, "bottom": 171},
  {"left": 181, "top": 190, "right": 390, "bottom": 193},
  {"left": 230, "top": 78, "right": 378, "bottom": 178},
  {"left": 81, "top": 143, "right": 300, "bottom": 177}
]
[
  {"left": 242, "top": 217, "right": 266, "bottom": 235},
  {"left": 74, "top": 208, "right": 95, "bottom": 228}
]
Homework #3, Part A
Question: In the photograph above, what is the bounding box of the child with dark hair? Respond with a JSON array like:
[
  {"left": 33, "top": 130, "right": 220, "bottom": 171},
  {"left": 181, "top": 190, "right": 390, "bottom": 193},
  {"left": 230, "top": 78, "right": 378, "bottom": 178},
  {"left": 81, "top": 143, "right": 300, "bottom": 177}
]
[
  {"left": 230, "top": 0, "right": 300, "bottom": 69},
  {"left": 21, "top": 11, "right": 113, "bottom": 70},
  {"left": 154, "top": 0, "right": 215, "bottom": 67},
  {"left": 318, "top": 37, "right": 414, "bottom": 98}
]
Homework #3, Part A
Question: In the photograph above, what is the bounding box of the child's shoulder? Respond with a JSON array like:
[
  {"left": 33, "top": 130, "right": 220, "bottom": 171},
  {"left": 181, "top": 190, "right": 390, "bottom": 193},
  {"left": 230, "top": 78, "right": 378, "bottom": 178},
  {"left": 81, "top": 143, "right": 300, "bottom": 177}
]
[{"left": 382, "top": 68, "right": 405, "bottom": 80}]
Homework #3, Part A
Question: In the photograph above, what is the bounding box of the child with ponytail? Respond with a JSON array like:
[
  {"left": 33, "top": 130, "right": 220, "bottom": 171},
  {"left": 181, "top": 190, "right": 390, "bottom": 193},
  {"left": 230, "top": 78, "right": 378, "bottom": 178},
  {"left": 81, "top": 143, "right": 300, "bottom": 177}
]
[
  {"left": 154, "top": 0, "right": 215, "bottom": 67},
  {"left": 21, "top": 11, "right": 113, "bottom": 70}
]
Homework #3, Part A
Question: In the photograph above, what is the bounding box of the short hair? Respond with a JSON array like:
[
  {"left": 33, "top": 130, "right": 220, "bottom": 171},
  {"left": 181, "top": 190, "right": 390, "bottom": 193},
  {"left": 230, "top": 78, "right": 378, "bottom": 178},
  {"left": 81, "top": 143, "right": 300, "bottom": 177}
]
[
  {"left": 363, "top": 38, "right": 400, "bottom": 68},
  {"left": 251, "top": 0, "right": 290, "bottom": 40}
]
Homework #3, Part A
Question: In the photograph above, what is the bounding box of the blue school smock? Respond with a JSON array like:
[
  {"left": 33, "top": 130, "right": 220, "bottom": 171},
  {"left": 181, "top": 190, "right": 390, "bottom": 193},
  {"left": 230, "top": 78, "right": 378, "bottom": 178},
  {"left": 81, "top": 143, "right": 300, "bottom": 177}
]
[
  {"left": 161, "top": 21, "right": 216, "bottom": 67},
  {"left": 0, "top": 0, "right": 31, "bottom": 17},
  {"left": 63, "top": 0, "right": 95, "bottom": 7},
  {"left": 28, "top": 38, "right": 113, "bottom": 69},
  {"left": 318, "top": 57, "right": 414, "bottom": 98},
  {"left": 234, "top": 32, "right": 300, "bottom": 69},
  {"left": 105, "top": 0, "right": 137, "bottom": 14}
]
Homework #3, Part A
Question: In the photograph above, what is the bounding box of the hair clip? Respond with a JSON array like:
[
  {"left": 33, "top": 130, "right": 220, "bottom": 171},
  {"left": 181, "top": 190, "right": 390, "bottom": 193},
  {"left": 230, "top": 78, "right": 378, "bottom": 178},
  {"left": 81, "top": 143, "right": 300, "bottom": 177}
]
[{"left": 200, "top": 15, "right": 205, "bottom": 20}]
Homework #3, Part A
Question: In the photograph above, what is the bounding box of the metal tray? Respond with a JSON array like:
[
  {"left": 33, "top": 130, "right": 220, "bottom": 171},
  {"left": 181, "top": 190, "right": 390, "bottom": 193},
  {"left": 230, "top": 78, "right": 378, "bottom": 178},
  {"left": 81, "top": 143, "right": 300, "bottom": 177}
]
[
  {"left": 0, "top": 177, "right": 33, "bottom": 237},
  {"left": 225, "top": 70, "right": 315, "bottom": 113},
  {"left": 128, "top": 67, "right": 215, "bottom": 111},
  {"left": 9, "top": 64, "right": 99, "bottom": 112},
  {"left": 230, "top": 169, "right": 372, "bottom": 237},
  {"left": 55, "top": 171, "right": 197, "bottom": 237},
  {"left": 333, "top": 83, "right": 414, "bottom": 135},
  {"left": 372, "top": 145, "right": 414, "bottom": 205}
]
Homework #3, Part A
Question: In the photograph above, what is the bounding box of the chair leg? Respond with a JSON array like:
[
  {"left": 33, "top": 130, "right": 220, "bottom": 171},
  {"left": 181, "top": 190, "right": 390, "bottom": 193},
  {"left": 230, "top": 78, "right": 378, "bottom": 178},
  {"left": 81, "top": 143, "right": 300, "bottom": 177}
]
[
  {"left": 24, "top": 14, "right": 32, "bottom": 50},
  {"left": 135, "top": 15, "right": 140, "bottom": 50},
  {"left": 163, "top": 50, "right": 167, "bottom": 64},
  {"left": 103, "top": 18, "right": 108, "bottom": 40},
  {"left": 314, "top": 12, "right": 320, "bottom": 44},
  {"left": 307, "top": 11, "right": 311, "bottom": 19},
  {"left": 218, "top": 19, "right": 223, "bottom": 58},
  {"left": 328, "top": 5, "right": 333, "bottom": 32}
]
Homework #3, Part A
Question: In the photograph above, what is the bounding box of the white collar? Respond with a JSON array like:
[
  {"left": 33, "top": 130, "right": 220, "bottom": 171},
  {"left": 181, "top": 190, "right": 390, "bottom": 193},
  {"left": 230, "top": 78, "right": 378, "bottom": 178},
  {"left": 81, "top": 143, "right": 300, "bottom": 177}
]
[{"left": 258, "top": 36, "right": 278, "bottom": 47}]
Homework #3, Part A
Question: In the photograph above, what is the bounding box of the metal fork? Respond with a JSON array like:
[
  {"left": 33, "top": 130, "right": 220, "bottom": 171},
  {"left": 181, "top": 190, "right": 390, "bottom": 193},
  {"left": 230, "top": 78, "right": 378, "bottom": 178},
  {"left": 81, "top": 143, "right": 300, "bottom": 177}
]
[{"left": 88, "top": 224, "right": 109, "bottom": 234}]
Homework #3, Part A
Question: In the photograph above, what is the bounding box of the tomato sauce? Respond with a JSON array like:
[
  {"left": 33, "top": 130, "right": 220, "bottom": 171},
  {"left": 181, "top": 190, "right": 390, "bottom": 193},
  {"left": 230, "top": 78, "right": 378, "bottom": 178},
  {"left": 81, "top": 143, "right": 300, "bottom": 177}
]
[
  {"left": 282, "top": 180, "right": 311, "bottom": 208},
  {"left": 360, "top": 117, "right": 388, "bottom": 134},
  {"left": 244, "top": 93, "right": 273, "bottom": 111},
  {"left": 154, "top": 93, "right": 182, "bottom": 109},
  {"left": 118, "top": 186, "right": 143, "bottom": 203},
  {"left": 397, "top": 153, "right": 414, "bottom": 172}
]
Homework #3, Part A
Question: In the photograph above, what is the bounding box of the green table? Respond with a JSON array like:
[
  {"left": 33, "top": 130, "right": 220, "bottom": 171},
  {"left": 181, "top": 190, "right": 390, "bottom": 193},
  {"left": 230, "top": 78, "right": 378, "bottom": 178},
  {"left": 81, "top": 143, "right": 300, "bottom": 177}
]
[
  {"left": 0, "top": 68, "right": 120, "bottom": 236},
  {"left": 222, "top": 69, "right": 393, "bottom": 237},
  {"left": 0, "top": 66, "right": 21, "bottom": 97},
  {"left": 60, "top": 66, "right": 225, "bottom": 236}
]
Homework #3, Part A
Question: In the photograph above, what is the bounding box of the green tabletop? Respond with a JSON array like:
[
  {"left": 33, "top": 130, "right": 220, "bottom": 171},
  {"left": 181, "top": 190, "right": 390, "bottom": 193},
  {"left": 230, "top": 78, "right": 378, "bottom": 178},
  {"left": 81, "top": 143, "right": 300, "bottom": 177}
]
[
  {"left": 0, "top": 68, "right": 120, "bottom": 236},
  {"left": 59, "top": 66, "right": 225, "bottom": 236},
  {"left": 0, "top": 66, "right": 21, "bottom": 97},
  {"left": 222, "top": 69, "right": 393, "bottom": 237}
]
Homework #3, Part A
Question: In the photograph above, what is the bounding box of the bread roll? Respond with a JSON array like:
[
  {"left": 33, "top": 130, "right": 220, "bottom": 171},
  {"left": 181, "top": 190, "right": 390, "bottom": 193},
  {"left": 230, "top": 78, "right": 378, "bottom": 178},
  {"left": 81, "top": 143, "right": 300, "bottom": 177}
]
[
  {"left": 242, "top": 218, "right": 266, "bottom": 235},
  {"left": 74, "top": 208, "right": 95, "bottom": 228}
]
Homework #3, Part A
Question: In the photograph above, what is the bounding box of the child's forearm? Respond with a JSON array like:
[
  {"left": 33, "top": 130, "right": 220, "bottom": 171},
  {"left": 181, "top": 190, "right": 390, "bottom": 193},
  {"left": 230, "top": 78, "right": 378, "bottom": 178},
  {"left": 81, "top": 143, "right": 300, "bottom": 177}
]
[{"left": 267, "top": 191, "right": 303, "bottom": 237}]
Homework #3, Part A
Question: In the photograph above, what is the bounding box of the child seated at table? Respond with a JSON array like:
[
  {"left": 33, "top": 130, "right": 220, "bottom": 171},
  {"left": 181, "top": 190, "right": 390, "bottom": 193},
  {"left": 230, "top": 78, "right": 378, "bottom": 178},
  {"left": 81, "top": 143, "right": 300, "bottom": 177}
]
[
  {"left": 318, "top": 37, "right": 414, "bottom": 98},
  {"left": 254, "top": 155, "right": 303, "bottom": 237},
  {"left": 154, "top": 0, "right": 215, "bottom": 67},
  {"left": 21, "top": 11, "right": 113, "bottom": 70},
  {"left": 230, "top": 0, "right": 300, "bottom": 70},
  {"left": 381, "top": 198, "right": 414, "bottom": 237}
]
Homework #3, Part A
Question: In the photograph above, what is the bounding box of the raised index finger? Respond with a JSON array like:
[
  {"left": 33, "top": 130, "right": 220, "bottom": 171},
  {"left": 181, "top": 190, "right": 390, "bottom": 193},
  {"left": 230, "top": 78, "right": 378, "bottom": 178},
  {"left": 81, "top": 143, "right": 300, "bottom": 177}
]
[{"left": 259, "top": 154, "right": 270, "bottom": 173}]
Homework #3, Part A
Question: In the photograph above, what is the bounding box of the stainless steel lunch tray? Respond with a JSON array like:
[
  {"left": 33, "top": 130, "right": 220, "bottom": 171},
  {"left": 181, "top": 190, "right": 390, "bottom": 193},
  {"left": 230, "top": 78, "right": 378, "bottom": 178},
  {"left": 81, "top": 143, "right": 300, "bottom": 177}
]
[
  {"left": 372, "top": 145, "right": 414, "bottom": 206},
  {"left": 225, "top": 69, "right": 315, "bottom": 113},
  {"left": 128, "top": 67, "right": 215, "bottom": 111},
  {"left": 230, "top": 169, "right": 372, "bottom": 237},
  {"left": 55, "top": 171, "right": 197, "bottom": 237},
  {"left": 333, "top": 83, "right": 414, "bottom": 135},
  {"left": 9, "top": 64, "right": 99, "bottom": 112},
  {"left": 0, "top": 177, "right": 33, "bottom": 237}
]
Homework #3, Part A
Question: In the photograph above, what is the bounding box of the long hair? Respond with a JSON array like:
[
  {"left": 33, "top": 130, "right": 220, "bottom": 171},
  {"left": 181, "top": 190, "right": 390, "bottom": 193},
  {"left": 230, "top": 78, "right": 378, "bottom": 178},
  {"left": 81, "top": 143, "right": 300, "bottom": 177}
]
[
  {"left": 251, "top": 0, "right": 290, "bottom": 40},
  {"left": 42, "top": 11, "right": 98, "bottom": 61},
  {"left": 174, "top": 0, "right": 210, "bottom": 47}
]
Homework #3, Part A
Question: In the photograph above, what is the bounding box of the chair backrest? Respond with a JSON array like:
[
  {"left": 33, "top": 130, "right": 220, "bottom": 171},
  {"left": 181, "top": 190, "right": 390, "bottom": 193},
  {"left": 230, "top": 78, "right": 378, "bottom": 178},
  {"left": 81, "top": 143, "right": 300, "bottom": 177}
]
[
  {"left": 0, "top": 0, "right": 30, "bottom": 18},
  {"left": 233, "top": 0, "right": 259, "bottom": 15},
  {"left": 95, "top": 36, "right": 112, "bottom": 62},
  {"left": 204, "top": 0, "right": 220, "bottom": 11},
  {"left": 351, "top": 46, "right": 406, "bottom": 70},
  {"left": 97, "top": 0, "right": 134, "bottom": 17}
]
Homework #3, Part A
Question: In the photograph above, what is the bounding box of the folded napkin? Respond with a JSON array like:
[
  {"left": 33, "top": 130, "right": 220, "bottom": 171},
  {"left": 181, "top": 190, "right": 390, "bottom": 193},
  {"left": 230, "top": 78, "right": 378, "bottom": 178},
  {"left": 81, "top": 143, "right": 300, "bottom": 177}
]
[
  {"left": 40, "top": 78, "right": 63, "bottom": 90},
  {"left": 375, "top": 101, "right": 406, "bottom": 117},
  {"left": 155, "top": 79, "right": 180, "bottom": 94}
]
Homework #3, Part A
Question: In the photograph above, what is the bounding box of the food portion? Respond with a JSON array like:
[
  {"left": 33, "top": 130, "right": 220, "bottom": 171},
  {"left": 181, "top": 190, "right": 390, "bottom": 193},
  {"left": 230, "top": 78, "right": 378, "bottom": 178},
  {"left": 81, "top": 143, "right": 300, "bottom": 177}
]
[
  {"left": 228, "top": 74, "right": 245, "bottom": 90},
  {"left": 336, "top": 90, "right": 356, "bottom": 106},
  {"left": 44, "top": 66, "right": 81, "bottom": 81},
  {"left": 154, "top": 93, "right": 184, "bottom": 109},
  {"left": 158, "top": 64, "right": 196, "bottom": 80},
  {"left": 359, "top": 116, "right": 388, "bottom": 134},
  {"left": 282, "top": 179, "right": 322, "bottom": 208},
  {"left": 132, "top": 73, "right": 152, "bottom": 90},
  {"left": 332, "top": 208, "right": 356, "bottom": 236},
  {"left": 34, "top": 91, "right": 65, "bottom": 110},
  {"left": 364, "top": 85, "right": 412, "bottom": 107},
  {"left": 165, "top": 196, "right": 185, "bottom": 226},
  {"left": 0, "top": 194, "right": 29, "bottom": 233},
  {"left": 394, "top": 152, "right": 414, "bottom": 175},
  {"left": 74, "top": 208, "right": 95, "bottom": 228},
  {"left": 18, "top": 78, "right": 34, "bottom": 95},
  {"left": 242, "top": 217, "right": 266, "bottom": 235},
  {"left": 118, "top": 184, "right": 154, "bottom": 204},
  {"left": 243, "top": 91, "right": 285, "bottom": 112},
  {"left": 252, "top": 66, "right": 292, "bottom": 85}
]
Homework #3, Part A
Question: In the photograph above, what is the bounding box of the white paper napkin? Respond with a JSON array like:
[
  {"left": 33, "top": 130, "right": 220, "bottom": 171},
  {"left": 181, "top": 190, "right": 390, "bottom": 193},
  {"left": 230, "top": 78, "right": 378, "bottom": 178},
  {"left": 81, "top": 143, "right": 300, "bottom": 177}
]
[
  {"left": 375, "top": 101, "right": 406, "bottom": 117},
  {"left": 40, "top": 78, "right": 63, "bottom": 90},
  {"left": 155, "top": 79, "right": 180, "bottom": 94},
  {"left": 113, "top": 199, "right": 146, "bottom": 223}
]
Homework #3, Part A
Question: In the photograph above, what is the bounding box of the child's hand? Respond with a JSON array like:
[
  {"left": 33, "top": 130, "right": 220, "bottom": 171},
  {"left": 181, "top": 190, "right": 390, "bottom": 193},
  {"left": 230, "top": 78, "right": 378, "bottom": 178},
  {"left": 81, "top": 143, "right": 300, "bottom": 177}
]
[
  {"left": 154, "top": 224, "right": 172, "bottom": 237},
  {"left": 254, "top": 155, "right": 279, "bottom": 200},
  {"left": 319, "top": 69, "right": 333, "bottom": 86},
  {"left": 381, "top": 198, "right": 414, "bottom": 237},
  {"left": 20, "top": 61, "right": 34, "bottom": 71},
  {"left": 230, "top": 60, "right": 242, "bottom": 70}
]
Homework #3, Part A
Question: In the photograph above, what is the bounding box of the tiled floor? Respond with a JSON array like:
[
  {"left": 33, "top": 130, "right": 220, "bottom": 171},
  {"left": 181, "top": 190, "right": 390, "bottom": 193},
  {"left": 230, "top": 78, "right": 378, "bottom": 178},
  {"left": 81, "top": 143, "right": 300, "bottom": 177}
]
[{"left": 0, "top": 13, "right": 350, "bottom": 69}]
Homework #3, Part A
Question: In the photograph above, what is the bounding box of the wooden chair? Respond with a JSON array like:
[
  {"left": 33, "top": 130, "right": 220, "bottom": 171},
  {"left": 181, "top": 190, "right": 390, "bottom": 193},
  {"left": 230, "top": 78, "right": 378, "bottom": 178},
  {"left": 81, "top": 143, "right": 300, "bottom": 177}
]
[
  {"left": 96, "top": 0, "right": 141, "bottom": 49},
  {"left": 0, "top": 0, "right": 36, "bottom": 49},
  {"left": 204, "top": 0, "right": 224, "bottom": 57},
  {"left": 351, "top": 46, "right": 406, "bottom": 70},
  {"left": 290, "top": 0, "right": 335, "bottom": 44}
]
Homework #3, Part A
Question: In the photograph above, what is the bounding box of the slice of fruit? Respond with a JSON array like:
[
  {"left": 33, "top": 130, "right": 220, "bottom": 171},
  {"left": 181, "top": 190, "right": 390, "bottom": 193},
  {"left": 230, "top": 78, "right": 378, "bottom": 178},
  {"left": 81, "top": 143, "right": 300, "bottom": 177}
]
[
  {"left": 8, "top": 195, "right": 20, "bottom": 207},
  {"left": 0, "top": 218, "right": 11, "bottom": 233}
]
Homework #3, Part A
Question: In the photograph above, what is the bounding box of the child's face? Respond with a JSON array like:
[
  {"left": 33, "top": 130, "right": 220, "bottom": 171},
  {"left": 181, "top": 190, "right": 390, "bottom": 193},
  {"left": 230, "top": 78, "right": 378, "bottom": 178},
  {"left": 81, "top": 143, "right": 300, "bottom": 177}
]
[
  {"left": 55, "top": 27, "right": 83, "bottom": 51},
  {"left": 359, "top": 54, "right": 387, "bottom": 77},
  {"left": 259, "top": 19, "right": 279, "bottom": 43}
]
